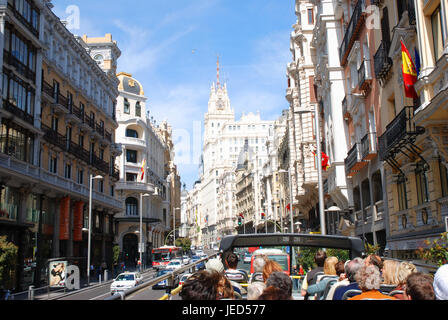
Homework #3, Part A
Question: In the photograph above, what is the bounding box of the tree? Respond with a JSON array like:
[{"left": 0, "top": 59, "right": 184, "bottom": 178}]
[
  {"left": 175, "top": 237, "right": 192, "bottom": 253},
  {"left": 0, "top": 236, "right": 18, "bottom": 289}
]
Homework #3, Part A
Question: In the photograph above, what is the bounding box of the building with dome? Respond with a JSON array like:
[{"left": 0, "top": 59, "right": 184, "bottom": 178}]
[{"left": 114, "top": 72, "right": 178, "bottom": 268}]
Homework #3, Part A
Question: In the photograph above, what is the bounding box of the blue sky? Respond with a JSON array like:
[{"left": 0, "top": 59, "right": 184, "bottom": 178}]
[{"left": 52, "top": 0, "right": 296, "bottom": 190}]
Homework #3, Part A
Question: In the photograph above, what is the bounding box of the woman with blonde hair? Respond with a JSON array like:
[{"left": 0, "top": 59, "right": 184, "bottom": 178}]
[
  {"left": 306, "top": 256, "right": 339, "bottom": 300},
  {"left": 382, "top": 259, "right": 400, "bottom": 285},
  {"left": 391, "top": 261, "right": 417, "bottom": 299}
]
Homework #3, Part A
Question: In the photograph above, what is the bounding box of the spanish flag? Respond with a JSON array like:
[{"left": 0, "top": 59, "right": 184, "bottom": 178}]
[
  {"left": 401, "top": 40, "right": 418, "bottom": 99},
  {"left": 139, "top": 159, "right": 146, "bottom": 182}
]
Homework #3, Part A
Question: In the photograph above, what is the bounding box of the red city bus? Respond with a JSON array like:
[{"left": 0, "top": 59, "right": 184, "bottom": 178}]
[{"left": 152, "top": 246, "right": 182, "bottom": 270}]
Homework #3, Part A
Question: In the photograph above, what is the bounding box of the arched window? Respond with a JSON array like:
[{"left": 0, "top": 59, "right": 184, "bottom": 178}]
[
  {"left": 125, "top": 197, "right": 138, "bottom": 216},
  {"left": 124, "top": 98, "right": 130, "bottom": 114},
  {"left": 126, "top": 129, "right": 139, "bottom": 138}
]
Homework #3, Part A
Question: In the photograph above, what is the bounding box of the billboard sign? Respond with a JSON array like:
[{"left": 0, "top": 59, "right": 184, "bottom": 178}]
[{"left": 49, "top": 261, "right": 67, "bottom": 288}]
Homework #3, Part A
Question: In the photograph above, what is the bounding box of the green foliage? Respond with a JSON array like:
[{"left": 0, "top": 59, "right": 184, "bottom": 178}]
[
  {"left": 296, "top": 247, "right": 319, "bottom": 271},
  {"left": 365, "top": 243, "right": 381, "bottom": 256},
  {"left": 326, "top": 248, "right": 350, "bottom": 262},
  {"left": 175, "top": 237, "right": 192, "bottom": 253},
  {"left": 416, "top": 232, "right": 448, "bottom": 267},
  {"left": 0, "top": 236, "right": 18, "bottom": 288}
]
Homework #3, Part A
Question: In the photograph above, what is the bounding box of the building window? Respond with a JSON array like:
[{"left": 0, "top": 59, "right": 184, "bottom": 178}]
[
  {"left": 98, "top": 180, "right": 104, "bottom": 193},
  {"left": 125, "top": 197, "right": 138, "bottom": 216},
  {"left": 64, "top": 163, "right": 71, "bottom": 179},
  {"left": 415, "top": 161, "right": 430, "bottom": 205},
  {"left": 126, "top": 129, "right": 139, "bottom": 138},
  {"left": 307, "top": 8, "right": 314, "bottom": 24},
  {"left": 50, "top": 155, "right": 57, "bottom": 174},
  {"left": 135, "top": 101, "right": 141, "bottom": 117},
  {"left": 124, "top": 98, "right": 130, "bottom": 114},
  {"left": 397, "top": 174, "right": 408, "bottom": 211},
  {"left": 431, "top": 5, "right": 444, "bottom": 62},
  {"left": 0, "top": 120, "right": 34, "bottom": 163},
  {"left": 126, "top": 173, "right": 137, "bottom": 182},
  {"left": 78, "top": 169, "right": 84, "bottom": 185},
  {"left": 126, "top": 149, "right": 137, "bottom": 163}
]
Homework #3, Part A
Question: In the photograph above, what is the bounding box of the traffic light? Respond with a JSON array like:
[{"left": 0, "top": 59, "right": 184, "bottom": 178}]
[
  {"left": 261, "top": 212, "right": 265, "bottom": 219},
  {"left": 238, "top": 217, "right": 242, "bottom": 226}
]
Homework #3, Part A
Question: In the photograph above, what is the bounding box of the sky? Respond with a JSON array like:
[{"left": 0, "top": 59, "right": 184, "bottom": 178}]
[{"left": 52, "top": 0, "right": 296, "bottom": 190}]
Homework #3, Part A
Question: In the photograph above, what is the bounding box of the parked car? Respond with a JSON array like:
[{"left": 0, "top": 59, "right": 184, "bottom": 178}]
[
  {"left": 152, "top": 269, "right": 180, "bottom": 290},
  {"left": 110, "top": 272, "right": 142, "bottom": 295}
]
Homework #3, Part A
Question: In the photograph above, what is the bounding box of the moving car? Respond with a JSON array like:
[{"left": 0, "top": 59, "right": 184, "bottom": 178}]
[
  {"left": 182, "top": 255, "right": 191, "bottom": 265},
  {"left": 179, "top": 273, "right": 192, "bottom": 286},
  {"left": 190, "top": 255, "right": 205, "bottom": 270},
  {"left": 110, "top": 272, "right": 142, "bottom": 295},
  {"left": 165, "top": 259, "right": 183, "bottom": 270},
  {"left": 195, "top": 249, "right": 204, "bottom": 256},
  {"left": 152, "top": 269, "right": 180, "bottom": 290}
]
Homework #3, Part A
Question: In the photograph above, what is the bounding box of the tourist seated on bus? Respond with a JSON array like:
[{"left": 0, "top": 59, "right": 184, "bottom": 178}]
[
  {"left": 433, "top": 264, "right": 448, "bottom": 300},
  {"left": 348, "top": 265, "right": 396, "bottom": 300},
  {"left": 305, "top": 256, "right": 339, "bottom": 300},
  {"left": 258, "top": 271, "right": 293, "bottom": 300},
  {"left": 180, "top": 270, "right": 222, "bottom": 300},
  {"left": 247, "top": 256, "right": 268, "bottom": 300},
  {"left": 223, "top": 252, "right": 247, "bottom": 295},
  {"left": 325, "top": 261, "right": 350, "bottom": 300},
  {"left": 390, "top": 261, "right": 417, "bottom": 299},
  {"left": 332, "top": 257, "right": 363, "bottom": 300},
  {"left": 403, "top": 272, "right": 435, "bottom": 300},
  {"left": 301, "top": 250, "right": 327, "bottom": 300}
]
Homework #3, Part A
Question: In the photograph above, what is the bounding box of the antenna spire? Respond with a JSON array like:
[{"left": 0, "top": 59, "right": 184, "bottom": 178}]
[{"left": 216, "top": 56, "right": 220, "bottom": 87}]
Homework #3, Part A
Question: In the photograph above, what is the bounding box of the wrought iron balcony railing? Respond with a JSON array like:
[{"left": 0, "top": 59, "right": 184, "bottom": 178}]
[
  {"left": 378, "top": 106, "right": 424, "bottom": 161},
  {"left": 358, "top": 59, "right": 372, "bottom": 91},
  {"left": 345, "top": 143, "right": 365, "bottom": 176},
  {"left": 2, "top": 99, "right": 34, "bottom": 125},
  {"left": 361, "top": 132, "right": 377, "bottom": 160},
  {"left": 339, "top": 0, "right": 366, "bottom": 66},
  {"left": 374, "top": 40, "right": 393, "bottom": 82}
]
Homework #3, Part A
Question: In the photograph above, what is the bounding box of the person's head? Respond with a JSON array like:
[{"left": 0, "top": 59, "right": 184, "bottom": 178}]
[
  {"left": 258, "top": 286, "right": 292, "bottom": 300},
  {"left": 433, "top": 264, "right": 448, "bottom": 300},
  {"left": 364, "top": 254, "right": 383, "bottom": 270},
  {"left": 323, "top": 256, "right": 339, "bottom": 275},
  {"left": 224, "top": 252, "right": 239, "bottom": 269},
  {"left": 345, "top": 257, "right": 363, "bottom": 282},
  {"left": 405, "top": 272, "right": 435, "bottom": 300},
  {"left": 180, "top": 270, "right": 221, "bottom": 300},
  {"left": 253, "top": 256, "right": 267, "bottom": 273},
  {"left": 335, "top": 261, "right": 346, "bottom": 277},
  {"left": 314, "top": 250, "right": 327, "bottom": 267},
  {"left": 396, "top": 261, "right": 417, "bottom": 286},
  {"left": 265, "top": 271, "right": 293, "bottom": 297},
  {"left": 217, "top": 274, "right": 235, "bottom": 300},
  {"left": 382, "top": 260, "right": 400, "bottom": 285},
  {"left": 206, "top": 258, "right": 225, "bottom": 274},
  {"left": 355, "top": 265, "right": 382, "bottom": 291},
  {"left": 262, "top": 260, "right": 283, "bottom": 282},
  {"left": 247, "top": 281, "right": 266, "bottom": 300}
]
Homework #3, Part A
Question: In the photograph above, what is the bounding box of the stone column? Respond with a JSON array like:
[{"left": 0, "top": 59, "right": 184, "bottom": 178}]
[{"left": 52, "top": 198, "right": 61, "bottom": 258}]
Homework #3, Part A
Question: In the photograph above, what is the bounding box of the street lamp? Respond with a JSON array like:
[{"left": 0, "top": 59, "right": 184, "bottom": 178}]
[
  {"left": 174, "top": 207, "right": 180, "bottom": 245},
  {"left": 294, "top": 105, "right": 326, "bottom": 235},
  {"left": 87, "top": 174, "right": 103, "bottom": 285},
  {"left": 139, "top": 193, "right": 151, "bottom": 271},
  {"left": 278, "top": 168, "right": 294, "bottom": 233}
]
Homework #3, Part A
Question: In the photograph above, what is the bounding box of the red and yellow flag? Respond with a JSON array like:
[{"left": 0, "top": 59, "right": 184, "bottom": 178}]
[
  {"left": 401, "top": 40, "right": 418, "bottom": 99},
  {"left": 139, "top": 159, "right": 146, "bottom": 182}
]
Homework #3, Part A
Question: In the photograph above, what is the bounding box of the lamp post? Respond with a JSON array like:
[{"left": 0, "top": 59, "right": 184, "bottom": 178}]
[
  {"left": 174, "top": 207, "right": 180, "bottom": 245},
  {"left": 87, "top": 174, "right": 103, "bottom": 285},
  {"left": 294, "top": 104, "right": 326, "bottom": 235},
  {"left": 278, "top": 168, "right": 294, "bottom": 233},
  {"left": 139, "top": 193, "right": 151, "bottom": 271}
]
